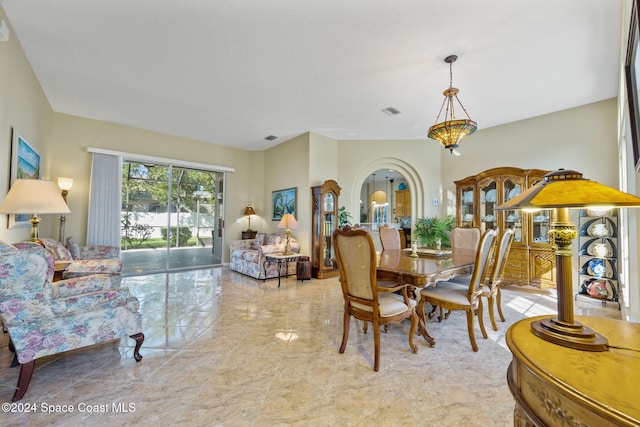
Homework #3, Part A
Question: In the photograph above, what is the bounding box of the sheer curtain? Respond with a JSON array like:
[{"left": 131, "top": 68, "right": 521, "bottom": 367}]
[{"left": 87, "top": 153, "right": 122, "bottom": 247}]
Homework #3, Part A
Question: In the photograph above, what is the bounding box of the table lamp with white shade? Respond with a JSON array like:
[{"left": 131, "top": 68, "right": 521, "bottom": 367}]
[
  {"left": 277, "top": 213, "right": 298, "bottom": 255},
  {"left": 0, "top": 179, "right": 71, "bottom": 243}
]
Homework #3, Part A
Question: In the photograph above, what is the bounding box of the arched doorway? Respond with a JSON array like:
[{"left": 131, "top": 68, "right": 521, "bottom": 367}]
[{"left": 345, "top": 158, "right": 425, "bottom": 249}]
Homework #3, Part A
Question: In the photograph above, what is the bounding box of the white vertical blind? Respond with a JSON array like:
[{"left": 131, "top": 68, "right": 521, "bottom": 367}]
[{"left": 87, "top": 153, "right": 122, "bottom": 248}]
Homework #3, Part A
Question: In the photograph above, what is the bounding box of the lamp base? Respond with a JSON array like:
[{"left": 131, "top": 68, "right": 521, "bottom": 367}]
[{"left": 531, "top": 317, "right": 608, "bottom": 352}]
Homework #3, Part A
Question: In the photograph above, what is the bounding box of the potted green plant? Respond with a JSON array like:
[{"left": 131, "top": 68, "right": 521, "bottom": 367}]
[
  {"left": 413, "top": 215, "right": 455, "bottom": 248},
  {"left": 338, "top": 206, "right": 353, "bottom": 227}
]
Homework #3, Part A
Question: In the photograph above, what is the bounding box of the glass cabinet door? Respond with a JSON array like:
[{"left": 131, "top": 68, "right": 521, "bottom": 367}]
[
  {"left": 459, "top": 185, "right": 475, "bottom": 226},
  {"left": 503, "top": 177, "right": 524, "bottom": 243},
  {"left": 479, "top": 179, "right": 497, "bottom": 233},
  {"left": 531, "top": 209, "right": 552, "bottom": 245},
  {"left": 322, "top": 193, "right": 335, "bottom": 268}
]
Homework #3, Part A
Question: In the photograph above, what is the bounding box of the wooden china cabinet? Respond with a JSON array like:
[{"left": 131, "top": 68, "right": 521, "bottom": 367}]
[
  {"left": 455, "top": 167, "right": 556, "bottom": 288},
  {"left": 311, "top": 180, "right": 341, "bottom": 279}
]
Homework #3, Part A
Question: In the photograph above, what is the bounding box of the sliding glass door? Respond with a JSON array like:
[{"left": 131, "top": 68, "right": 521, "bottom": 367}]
[{"left": 121, "top": 161, "right": 224, "bottom": 275}]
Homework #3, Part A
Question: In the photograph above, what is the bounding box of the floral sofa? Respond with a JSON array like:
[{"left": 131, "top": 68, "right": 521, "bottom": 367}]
[
  {"left": 21, "top": 237, "right": 123, "bottom": 286},
  {"left": 229, "top": 233, "right": 300, "bottom": 280},
  {"left": 0, "top": 241, "right": 144, "bottom": 401}
]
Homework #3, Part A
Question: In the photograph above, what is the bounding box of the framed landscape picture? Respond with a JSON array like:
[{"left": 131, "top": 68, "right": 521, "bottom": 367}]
[
  {"left": 8, "top": 129, "right": 41, "bottom": 228},
  {"left": 272, "top": 187, "right": 296, "bottom": 221}
]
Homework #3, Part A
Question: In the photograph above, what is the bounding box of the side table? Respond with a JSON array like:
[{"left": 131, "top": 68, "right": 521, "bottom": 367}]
[
  {"left": 263, "top": 254, "right": 302, "bottom": 287},
  {"left": 242, "top": 230, "right": 257, "bottom": 240},
  {"left": 53, "top": 261, "right": 71, "bottom": 282}
]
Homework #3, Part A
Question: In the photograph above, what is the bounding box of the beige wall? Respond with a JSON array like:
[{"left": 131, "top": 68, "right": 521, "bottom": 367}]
[
  {"left": 440, "top": 99, "right": 618, "bottom": 189},
  {"left": 0, "top": 7, "right": 53, "bottom": 243},
  {"left": 263, "top": 132, "right": 312, "bottom": 252}
]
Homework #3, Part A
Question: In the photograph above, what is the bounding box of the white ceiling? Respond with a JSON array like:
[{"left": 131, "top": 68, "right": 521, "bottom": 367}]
[{"left": 1, "top": 0, "right": 623, "bottom": 151}]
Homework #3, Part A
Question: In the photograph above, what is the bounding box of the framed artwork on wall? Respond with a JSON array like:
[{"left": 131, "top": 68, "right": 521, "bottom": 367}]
[
  {"left": 272, "top": 187, "right": 296, "bottom": 221},
  {"left": 625, "top": 0, "right": 640, "bottom": 172},
  {"left": 8, "top": 129, "right": 41, "bottom": 228}
]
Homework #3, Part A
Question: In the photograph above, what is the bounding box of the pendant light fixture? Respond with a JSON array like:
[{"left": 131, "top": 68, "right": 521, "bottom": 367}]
[
  {"left": 371, "top": 173, "right": 387, "bottom": 205},
  {"left": 428, "top": 54, "right": 477, "bottom": 153}
]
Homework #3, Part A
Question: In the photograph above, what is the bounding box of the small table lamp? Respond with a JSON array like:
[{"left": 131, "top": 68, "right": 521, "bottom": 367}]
[
  {"left": 0, "top": 179, "right": 71, "bottom": 243},
  {"left": 277, "top": 213, "right": 299, "bottom": 255},
  {"left": 496, "top": 169, "right": 640, "bottom": 351},
  {"left": 244, "top": 205, "right": 256, "bottom": 231}
]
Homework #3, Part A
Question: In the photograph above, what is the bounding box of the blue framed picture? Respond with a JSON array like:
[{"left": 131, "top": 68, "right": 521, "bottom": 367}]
[
  {"left": 9, "top": 129, "right": 41, "bottom": 228},
  {"left": 272, "top": 187, "right": 296, "bottom": 221}
]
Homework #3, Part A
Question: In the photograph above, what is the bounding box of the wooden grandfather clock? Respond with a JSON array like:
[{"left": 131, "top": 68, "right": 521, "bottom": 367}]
[{"left": 311, "top": 180, "right": 341, "bottom": 279}]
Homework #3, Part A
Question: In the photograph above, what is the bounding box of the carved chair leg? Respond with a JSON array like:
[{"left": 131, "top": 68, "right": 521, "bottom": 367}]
[
  {"left": 373, "top": 320, "right": 381, "bottom": 371},
  {"left": 12, "top": 360, "right": 35, "bottom": 402},
  {"left": 496, "top": 288, "right": 506, "bottom": 322},
  {"left": 339, "top": 312, "right": 350, "bottom": 354},
  {"left": 129, "top": 333, "right": 144, "bottom": 362}
]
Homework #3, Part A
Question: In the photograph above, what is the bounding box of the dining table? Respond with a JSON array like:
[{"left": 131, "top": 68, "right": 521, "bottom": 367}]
[{"left": 376, "top": 248, "right": 476, "bottom": 346}]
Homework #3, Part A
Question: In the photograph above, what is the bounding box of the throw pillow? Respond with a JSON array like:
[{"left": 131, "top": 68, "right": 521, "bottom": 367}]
[
  {"left": 66, "top": 236, "right": 81, "bottom": 259},
  {"left": 253, "top": 233, "right": 267, "bottom": 249},
  {"left": 40, "top": 238, "right": 73, "bottom": 261}
]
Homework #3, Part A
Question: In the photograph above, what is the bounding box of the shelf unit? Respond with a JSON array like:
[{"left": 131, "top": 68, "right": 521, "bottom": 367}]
[
  {"left": 575, "top": 209, "right": 620, "bottom": 308},
  {"left": 311, "top": 180, "right": 341, "bottom": 279},
  {"left": 455, "top": 167, "right": 555, "bottom": 288}
]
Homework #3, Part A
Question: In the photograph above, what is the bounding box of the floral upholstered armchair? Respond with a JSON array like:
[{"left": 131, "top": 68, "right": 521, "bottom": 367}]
[
  {"left": 21, "top": 237, "right": 123, "bottom": 287},
  {"left": 65, "top": 236, "right": 120, "bottom": 259},
  {"left": 0, "top": 241, "right": 144, "bottom": 401}
]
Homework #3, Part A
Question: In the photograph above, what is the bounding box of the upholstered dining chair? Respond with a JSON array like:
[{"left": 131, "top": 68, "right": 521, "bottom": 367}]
[
  {"left": 379, "top": 224, "right": 402, "bottom": 251},
  {"left": 446, "top": 228, "right": 514, "bottom": 331},
  {"left": 417, "top": 229, "right": 497, "bottom": 352},
  {"left": 429, "top": 226, "right": 481, "bottom": 320},
  {"left": 333, "top": 226, "right": 418, "bottom": 371},
  {"left": 482, "top": 228, "right": 515, "bottom": 330},
  {"left": 451, "top": 227, "right": 481, "bottom": 252}
]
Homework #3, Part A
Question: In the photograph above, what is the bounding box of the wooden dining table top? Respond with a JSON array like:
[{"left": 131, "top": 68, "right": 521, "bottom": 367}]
[{"left": 376, "top": 249, "right": 476, "bottom": 287}]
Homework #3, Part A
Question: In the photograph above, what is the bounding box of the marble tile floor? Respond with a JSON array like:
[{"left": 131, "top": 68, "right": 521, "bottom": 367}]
[{"left": 0, "top": 268, "right": 621, "bottom": 426}]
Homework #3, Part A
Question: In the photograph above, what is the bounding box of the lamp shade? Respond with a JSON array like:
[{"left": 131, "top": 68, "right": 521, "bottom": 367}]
[
  {"left": 277, "top": 213, "right": 298, "bottom": 230},
  {"left": 496, "top": 169, "right": 640, "bottom": 210},
  {"left": 57, "top": 177, "right": 74, "bottom": 191},
  {"left": 0, "top": 179, "right": 71, "bottom": 214},
  {"left": 243, "top": 205, "right": 256, "bottom": 216}
]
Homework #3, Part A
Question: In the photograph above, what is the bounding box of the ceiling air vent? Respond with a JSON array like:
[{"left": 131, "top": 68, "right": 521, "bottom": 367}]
[
  {"left": 382, "top": 106, "right": 401, "bottom": 116},
  {"left": 264, "top": 135, "right": 278, "bottom": 141}
]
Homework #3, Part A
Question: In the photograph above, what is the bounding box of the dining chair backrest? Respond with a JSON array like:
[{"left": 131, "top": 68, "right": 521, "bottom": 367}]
[
  {"left": 488, "top": 228, "right": 515, "bottom": 285},
  {"left": 467, "top": 229, "right": 498, "bottom": 296},
  {"left": 333, "top": 226, "right": 378, "bottom": 304},
  {"left": 379, "top": 225, "right": 402, "bottom": 251},
  {"left": 451, "top": 227, "right": 481, "bottom": 252}
]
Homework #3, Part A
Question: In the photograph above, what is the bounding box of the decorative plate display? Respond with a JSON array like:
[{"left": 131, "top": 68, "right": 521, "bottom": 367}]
[
  {"left": 464, "top": 214, "right": 474, "bottom": 222},
  {"left": 506, "top": 214, "right": 519, "bottom": 222},
  {"left": 591, "top": 242, "right": 610, "bottom": 258},
  {"left": 587, "top": 258, "right": 606, "bottom": 278},
  {"left": 533, "top": 214, "right": 548, "bottom": 222},
  {"left": 485, "top": 189, "right": 497, "bottom": 202},
  {"left": 587, "top": 222, "right": 610, "bottom": 237},
  {"left": 507, "top": 187, "right": 521, "bottom": 200},
  {"left": 482, "top": 214, "right": 495, "bottom": 222},
  {"left": 462, "top": 192, "right": 473, "bottom": 203},
  {"left": 585, "top": 279, "right": 612, "bottom": 299}
]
